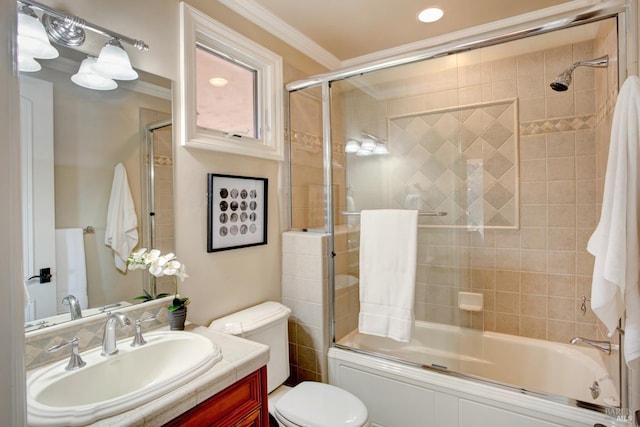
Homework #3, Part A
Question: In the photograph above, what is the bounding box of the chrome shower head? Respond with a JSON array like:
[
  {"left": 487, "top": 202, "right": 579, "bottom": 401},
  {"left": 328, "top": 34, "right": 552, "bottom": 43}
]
[{"left": 549, "top": 55, "right": 609, "bottom": 92}]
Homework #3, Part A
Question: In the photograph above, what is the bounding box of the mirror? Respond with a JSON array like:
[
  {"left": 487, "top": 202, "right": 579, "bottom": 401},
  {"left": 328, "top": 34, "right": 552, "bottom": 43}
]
[{"left": 20, "top": 46, "right": 173, "bottom": 333}]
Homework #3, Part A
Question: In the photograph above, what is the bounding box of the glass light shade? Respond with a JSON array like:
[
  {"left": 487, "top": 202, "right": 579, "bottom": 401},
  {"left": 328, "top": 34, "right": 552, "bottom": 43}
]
[
  {"left": 373, "top": 143, "right": 389, "bottom": 155},
  {"left": 17, "top": 12, "right": 59, "bottom": 59},
  {"left": 93, "top": 39, "right": 138, "bottom": 81},
  {"left": 356, "top": 149, "right": 373, "bottom": 157},
  {"left": 345, "top": 139, "right": 361, "bottom": 153},
  {"left": 71, "top": 57, "right": 118, "bottom": 90},
  {"left": 360, "top": 138, "right": 376, "bottom": 151},
  {"left": 18, "top": 54, "right": 41, "bottom": 72}
]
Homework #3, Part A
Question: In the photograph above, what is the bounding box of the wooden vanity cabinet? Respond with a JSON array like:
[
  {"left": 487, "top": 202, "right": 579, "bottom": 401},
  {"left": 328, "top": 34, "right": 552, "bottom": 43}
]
[{"left": 164, "top": 366, "right": 268, "bottom": 427}]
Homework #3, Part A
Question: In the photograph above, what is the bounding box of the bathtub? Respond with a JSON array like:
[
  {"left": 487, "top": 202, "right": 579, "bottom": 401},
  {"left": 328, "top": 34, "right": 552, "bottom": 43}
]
[{"left": 331, "top": 321, "right": 617, "bottom": 426}]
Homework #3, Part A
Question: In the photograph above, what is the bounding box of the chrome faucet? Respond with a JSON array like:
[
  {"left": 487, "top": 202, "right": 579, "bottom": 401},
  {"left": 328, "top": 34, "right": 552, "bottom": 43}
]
[
  {"left": 47, "top": 337, "right": 86, "bottom": 370},
  {"left": 62, "top": 294, "right": 82, "bottom": 320},
  {"left": 570, "top": 337, "right": 619, "bottom": 354},
  {"left": 101, "top": 312, "right": 131, "bottom": 356}
]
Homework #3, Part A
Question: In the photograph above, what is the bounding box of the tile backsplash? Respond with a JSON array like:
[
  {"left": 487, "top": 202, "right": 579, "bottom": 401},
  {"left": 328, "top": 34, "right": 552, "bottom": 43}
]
[{"left": 24, "top": 298, "right": 170, "bottom": 371}]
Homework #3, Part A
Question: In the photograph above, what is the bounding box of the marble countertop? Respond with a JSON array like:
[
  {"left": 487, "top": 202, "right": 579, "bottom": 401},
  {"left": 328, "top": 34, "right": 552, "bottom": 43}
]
[{"left": 40, "top": 326, "right": 269, "bottom": 427}]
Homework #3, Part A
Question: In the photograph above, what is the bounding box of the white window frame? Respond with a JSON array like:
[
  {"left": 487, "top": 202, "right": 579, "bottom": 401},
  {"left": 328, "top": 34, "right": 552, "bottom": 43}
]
[{"left": 178, "top": 2, "right": 284, "bottom": 161}]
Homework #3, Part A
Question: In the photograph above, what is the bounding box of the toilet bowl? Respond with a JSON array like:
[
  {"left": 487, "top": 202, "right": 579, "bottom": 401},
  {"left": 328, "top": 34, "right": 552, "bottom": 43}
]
[{"left": 209, "top": 301, "right": 369, "bottom": 427}]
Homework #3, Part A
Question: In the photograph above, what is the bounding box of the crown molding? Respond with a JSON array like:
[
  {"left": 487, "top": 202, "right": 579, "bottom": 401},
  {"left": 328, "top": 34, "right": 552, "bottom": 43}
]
[{"left": 218, "top": 0, "right": 341, "bottom": 70}]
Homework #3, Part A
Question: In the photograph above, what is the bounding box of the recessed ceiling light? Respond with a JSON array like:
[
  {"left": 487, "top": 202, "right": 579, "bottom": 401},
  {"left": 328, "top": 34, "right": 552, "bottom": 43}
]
[
  {"left": 418, "top": 7, "right": 444, "bottom": 23},
  {"left": 209, "top": 77, "right": 228, "bottom": 87}
]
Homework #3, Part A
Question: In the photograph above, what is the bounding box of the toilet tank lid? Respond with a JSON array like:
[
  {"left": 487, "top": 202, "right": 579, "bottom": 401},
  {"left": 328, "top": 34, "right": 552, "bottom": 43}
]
[{"left": 208, "top": 301, "right": 291, "bottom": 336}]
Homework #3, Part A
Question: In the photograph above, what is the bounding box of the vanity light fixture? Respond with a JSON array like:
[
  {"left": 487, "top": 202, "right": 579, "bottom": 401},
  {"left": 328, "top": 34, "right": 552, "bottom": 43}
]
[
  {"left": 71, "top": 56, "right": 118, "bottom": 91},
  {"left": 418, "top": 7, "right": 444, "bottom": 23},
  {"left": 16, "top": 0, "right": 148, "bottom": 84},
  {"left": 345, "top": 132, "right": 390, "bottom": 156}
]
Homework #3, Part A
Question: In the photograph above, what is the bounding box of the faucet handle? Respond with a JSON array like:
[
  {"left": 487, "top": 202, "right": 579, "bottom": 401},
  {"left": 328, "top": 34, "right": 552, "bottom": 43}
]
[
  {"left": 47, "top": 337, "right": 86, "bottom": 371},
  {"left": 131, "top": 315, "right": 156, "bottom": 347}
]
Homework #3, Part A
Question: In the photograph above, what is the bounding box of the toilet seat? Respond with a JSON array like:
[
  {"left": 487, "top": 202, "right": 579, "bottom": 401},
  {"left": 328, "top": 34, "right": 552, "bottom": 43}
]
[{"left": 274, "top": 382, "right": 368, "bottom": 427}]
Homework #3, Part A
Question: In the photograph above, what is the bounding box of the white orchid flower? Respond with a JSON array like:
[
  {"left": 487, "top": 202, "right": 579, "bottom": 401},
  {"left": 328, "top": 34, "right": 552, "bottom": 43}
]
[
  {"left": 175, "top": 263, "right": 189, "bottom": 282},
  {"left": 157, "top": 252, "right": 176, "bottom": 267},
  {"left": 143, "top": 249, "right": 161, "bottom": 265},
  {"left": 148, "top": 262, "right": 165, "bottom": 277},
  {"left": 161, "top": 259, "right": 181, "bottom": 276},
  {"left": 131, "top": 248, "right": 147, "bottom": 262}
]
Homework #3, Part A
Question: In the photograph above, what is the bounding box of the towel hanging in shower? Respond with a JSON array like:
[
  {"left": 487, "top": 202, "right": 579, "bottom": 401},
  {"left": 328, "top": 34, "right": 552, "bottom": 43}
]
[
  {"left": 105, "top": 163, "right": 139, "bottom": 272},
  {"left": 587, "top": 75, "right": 640, "bottom": 369},
  {"left": 358, "top": 209, "right": 417, "bottom": 342}
]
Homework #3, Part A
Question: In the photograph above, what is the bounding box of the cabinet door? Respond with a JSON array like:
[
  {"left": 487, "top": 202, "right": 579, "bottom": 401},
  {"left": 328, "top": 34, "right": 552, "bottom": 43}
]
[
  {"left": 164, "top": 367, "right": 267, "bottom": 427},
  {"left": 233, "top": 407, "right": 262, "bottom": 427}
]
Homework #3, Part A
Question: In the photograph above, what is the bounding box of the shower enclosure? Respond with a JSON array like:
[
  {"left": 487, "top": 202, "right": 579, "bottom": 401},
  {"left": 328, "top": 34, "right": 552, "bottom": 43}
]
[{"left": 287, "top": 2, "right": 633, "bottom": 418}]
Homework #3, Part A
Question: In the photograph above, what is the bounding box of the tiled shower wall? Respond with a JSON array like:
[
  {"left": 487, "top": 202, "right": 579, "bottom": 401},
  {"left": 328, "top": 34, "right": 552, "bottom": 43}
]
[{"left": 334, "top": 20, "right": 617, "bottom": 344}]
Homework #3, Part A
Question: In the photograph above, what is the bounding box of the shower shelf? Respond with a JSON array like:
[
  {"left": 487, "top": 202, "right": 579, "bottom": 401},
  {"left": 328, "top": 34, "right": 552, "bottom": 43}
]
[{"left": 338, "top": 211, "right": 447, "bottom": 217}]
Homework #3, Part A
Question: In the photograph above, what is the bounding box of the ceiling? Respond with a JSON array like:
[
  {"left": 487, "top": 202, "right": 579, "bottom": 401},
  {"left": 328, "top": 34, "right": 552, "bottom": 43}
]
[{"left": 248, "top": 0, "right": 579, "bottom": 62}]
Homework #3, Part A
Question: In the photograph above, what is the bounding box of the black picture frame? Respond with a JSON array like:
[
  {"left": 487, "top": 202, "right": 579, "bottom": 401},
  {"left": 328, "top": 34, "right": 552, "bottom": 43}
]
[{"left": 207, "top": 173, "right": 268, "bottom": 252}]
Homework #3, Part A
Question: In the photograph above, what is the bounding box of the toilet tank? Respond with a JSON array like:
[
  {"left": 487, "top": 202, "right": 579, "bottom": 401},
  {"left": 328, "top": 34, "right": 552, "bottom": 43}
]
[{"left": 209, "top": 301, "right": 291, "bottom": 393}]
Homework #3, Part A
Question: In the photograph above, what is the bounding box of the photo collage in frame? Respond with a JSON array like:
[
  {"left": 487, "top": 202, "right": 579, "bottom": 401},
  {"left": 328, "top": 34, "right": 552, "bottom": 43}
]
[{"left": 207, "top": 173, "right": 268, "bottom": 252}]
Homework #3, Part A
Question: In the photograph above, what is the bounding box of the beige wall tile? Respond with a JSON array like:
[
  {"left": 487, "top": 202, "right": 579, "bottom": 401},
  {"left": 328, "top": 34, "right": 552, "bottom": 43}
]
[
  {"left": 548, "top": 297, "right": 576, "bottom": 321},
  {"left": 495, "top": 313, "right": 520, "bottom": 334},
  {"left": 521, "top": 295, "right": 547, "bottom": 318},
  {"left": 522, "top": 272, "right": 547, "bottom": 294},
  {"left": 521, "top": 227, "right": 546, "bottom": 250},
  {"left": 547, "top": 274, "right": 576, "bottom": 297},
  {"left": 521, "top": 159, "right": 546, "bottom": 181},
  {"left": 495, "top": 270, "right": 520, "bottom": 292},
  {"left": 547, "top": 180, "right": 575, "bottom": 204},
  {"left": 521, "top": 316, "right": 547, "bottom": 339},
  {"left": 547, "top": 157, "right": 575, "bottom": 181},
  {"left": 547, "top": 251, "right": 576, "bottom": 275},
  {"left": 521, "top": 182, "right": 547, "bottom": 204},
  {"left": 546, "top": 133, "right": 575, "bottom": 158},
  {"left": 547, "top": 227, "right": 576, "bottom": 251},
  {"left": 548, "top": 204, "right": 576, "bottom": 227},
  {"left": 547, "top": 320, "right": 575, "bottom": 343}
]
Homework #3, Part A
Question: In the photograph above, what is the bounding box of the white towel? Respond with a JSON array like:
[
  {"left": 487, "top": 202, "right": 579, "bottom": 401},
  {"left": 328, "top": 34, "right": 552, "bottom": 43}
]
[
  {"left": 105, "top": 163, "right": 139, "bottom": 272},
  {"left": 358, "top": 209, "right": 418, "bottom": 342},
  {"left": 55, "top": 228, "right": 88, "bottom": 313},
  {"left": 587, "top": 75, "right": 640, "bottom": 369}
]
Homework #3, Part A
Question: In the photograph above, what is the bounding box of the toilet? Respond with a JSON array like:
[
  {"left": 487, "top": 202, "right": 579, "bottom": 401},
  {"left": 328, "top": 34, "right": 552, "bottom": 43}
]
[{"left": 209, "top": 301, "right": 369, "bottom": 427}]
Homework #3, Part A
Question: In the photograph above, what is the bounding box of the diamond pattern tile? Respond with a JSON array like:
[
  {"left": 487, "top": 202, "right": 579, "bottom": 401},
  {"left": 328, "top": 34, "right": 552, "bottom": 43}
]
[{"left": 389, "top": 99, "right": 518, "bottom": 228}]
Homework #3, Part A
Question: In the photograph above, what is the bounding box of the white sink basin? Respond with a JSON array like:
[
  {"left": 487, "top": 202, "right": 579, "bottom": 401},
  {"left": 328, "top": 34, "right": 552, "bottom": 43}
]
[{"left": 27, "top": 330, "right": 222, "bottom": 426}]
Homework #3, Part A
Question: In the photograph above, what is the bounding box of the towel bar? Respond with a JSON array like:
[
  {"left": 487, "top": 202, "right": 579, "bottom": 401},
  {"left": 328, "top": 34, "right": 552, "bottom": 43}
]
[{"left": 338, "top": 211, "right": 447, "bottom": 217}]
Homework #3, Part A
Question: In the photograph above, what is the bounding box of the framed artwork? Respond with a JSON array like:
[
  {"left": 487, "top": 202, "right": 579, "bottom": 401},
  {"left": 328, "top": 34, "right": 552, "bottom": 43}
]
[{"left": 207, "top": 173, "right": 268, "bottom": 252}]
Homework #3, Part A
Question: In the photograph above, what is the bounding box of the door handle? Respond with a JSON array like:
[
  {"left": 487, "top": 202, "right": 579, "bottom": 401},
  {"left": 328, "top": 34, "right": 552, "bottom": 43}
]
[{"left": 28, "top": 267, "right": 52, "bottom": 283}]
